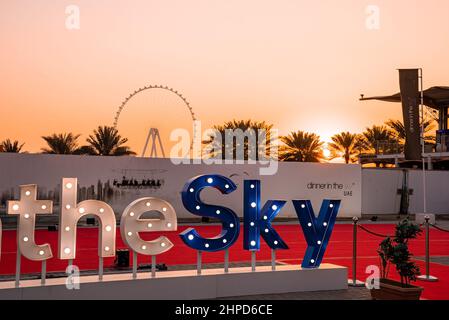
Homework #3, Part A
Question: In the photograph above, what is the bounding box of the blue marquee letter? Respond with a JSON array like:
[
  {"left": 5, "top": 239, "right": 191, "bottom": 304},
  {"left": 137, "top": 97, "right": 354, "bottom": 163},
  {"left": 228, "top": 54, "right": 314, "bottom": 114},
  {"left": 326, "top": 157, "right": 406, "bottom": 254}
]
[
  {"left": 180, "top": 174, "right": 240, "bottom": 252},
  {"left": 292, "top": 199, "right": 340, "bottom": 268},
  {"left": 243, "top": 180, "right": 288, "bottom": 251}
]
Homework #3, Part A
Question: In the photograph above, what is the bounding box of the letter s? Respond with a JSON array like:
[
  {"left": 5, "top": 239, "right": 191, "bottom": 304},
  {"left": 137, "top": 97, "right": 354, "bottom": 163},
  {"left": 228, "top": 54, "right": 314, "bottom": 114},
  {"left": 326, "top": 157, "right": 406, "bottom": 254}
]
[{"left": 179, "top": 175, "right": 240, "bottom": 251}]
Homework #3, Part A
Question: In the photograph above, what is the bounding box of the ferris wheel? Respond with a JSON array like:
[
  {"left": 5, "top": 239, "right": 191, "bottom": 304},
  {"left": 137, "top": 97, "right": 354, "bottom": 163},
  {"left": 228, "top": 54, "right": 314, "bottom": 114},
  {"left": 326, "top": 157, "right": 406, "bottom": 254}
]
[{"left": 113, "top": 85, "right": 199, "bottom": 158}]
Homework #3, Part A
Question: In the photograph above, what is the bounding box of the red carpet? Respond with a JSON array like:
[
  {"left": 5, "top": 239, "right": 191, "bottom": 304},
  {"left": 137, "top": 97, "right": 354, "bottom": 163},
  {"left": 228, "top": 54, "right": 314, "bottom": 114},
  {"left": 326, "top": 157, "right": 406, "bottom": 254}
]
[{"left": 1, "top": 224, "right": 449, "bottom": 300}]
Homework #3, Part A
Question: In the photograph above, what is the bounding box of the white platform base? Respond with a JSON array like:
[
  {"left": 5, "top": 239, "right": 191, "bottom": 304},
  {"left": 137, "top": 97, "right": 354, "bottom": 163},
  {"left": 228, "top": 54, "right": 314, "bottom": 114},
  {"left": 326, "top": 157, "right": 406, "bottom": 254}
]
[
  {"left": 417, "top": 275, "right": 439, "bottom": 282},
  {"left": 415, "top": 213, "right": 435, "bottom": 225},
  {"left": 0, "top": 263, "right": 347, "bottom": 300},
  {"left": 347, "top": 279, "right": 365, "bottom": 287}
]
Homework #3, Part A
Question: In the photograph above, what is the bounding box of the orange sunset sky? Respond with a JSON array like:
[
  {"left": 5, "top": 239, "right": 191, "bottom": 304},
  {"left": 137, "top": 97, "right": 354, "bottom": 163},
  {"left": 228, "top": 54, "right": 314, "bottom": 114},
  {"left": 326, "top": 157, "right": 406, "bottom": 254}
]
[{"left": 1, "top": 0, "right": 449, "bottom": 155}]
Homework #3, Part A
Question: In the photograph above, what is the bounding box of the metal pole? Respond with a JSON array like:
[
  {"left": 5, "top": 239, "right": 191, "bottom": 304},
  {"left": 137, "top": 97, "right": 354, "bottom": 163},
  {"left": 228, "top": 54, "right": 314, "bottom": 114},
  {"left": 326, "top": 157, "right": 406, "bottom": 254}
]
[
  {"left": 132, "top": 251, "right": 137, "bottom": 279},
  {"left": 420, "top": 68, "right": 427, "bottom": 213},
  {"left": 224, "top": 249, "right": 229, "bottom": 273},
  {"left": 425, "top": 218, "right": 430, "bottom": 277},
  {"left": 151, "top": 255, "right": 156, "bottom": 278},
  {"left": 251, "top": 251, "right": 256, "bottom": 272},
  {"left": 41, "top": 260, "right": 46, "bottom": 286},
  {"left": 197, "top": 251, "right": 202, "bottom": 275},
  {"left": 15, "top": 248, "right": 21, "bottom": 288},
  {"left": 418, "top": 216, "right": 438, "bottom": 282},
  {"left": 348, "top": 217, "right": 364, "bottom": 286},
  {"left": 141, "top": 129, "right": 152, "bottom": 157},
  {"left": 99, "top": 257, "right": 103, "bottom": 281},
  {"left": 352, "top": 217, "right": 357, "bottom": 284},
  {"left": 271, "top": 249, "right": 276, "bottom": 271}
]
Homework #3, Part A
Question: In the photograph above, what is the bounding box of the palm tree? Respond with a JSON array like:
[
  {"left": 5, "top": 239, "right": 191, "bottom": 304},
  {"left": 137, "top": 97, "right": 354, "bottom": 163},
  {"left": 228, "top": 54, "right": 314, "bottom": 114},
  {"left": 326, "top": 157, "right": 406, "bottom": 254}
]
[
  {"left": 360, "top": 125, "right": 397, "bottom": 154},
  {"left": 328, "top": 132, "right": 364, "bottom": 164},
  {"left": 85, "top": 126, "right": 136, "bottom": 156},
  {"left": 203, "top": 119, "right": 274, "bottom": 160},
  {"left": 358, "top": 125, "right": 399, "bottom": 167},
  {"left": 0, "top": 139, "right": 25, "bottom": 153},
  {"left": 41, "top": 133, "right": 82, "bottom": 154},
  {"left": 279, "top": 131, "right": 324, "bottom": 162},
  {"left": 385, "top": 118, "right": 435, "bottom": 144}
]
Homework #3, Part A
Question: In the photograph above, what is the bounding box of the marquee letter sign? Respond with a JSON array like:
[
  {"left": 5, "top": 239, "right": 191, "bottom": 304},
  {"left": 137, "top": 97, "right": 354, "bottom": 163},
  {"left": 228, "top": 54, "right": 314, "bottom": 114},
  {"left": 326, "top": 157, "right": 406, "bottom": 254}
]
[
  {"left": 292, "top": 199, "right": 340, "bottom": 268},
  {"left": 243, "top": 180, "right": 288, "bottom": 251},
  {"left": 7, "top": 185, "right": 53, "bottom": 261},
  {"left": 180, "top": 175, "right": 240, "bottom": 251},
  {"left": 0, "top": 174, "right": 344, "bottom": 284},
  {"left": 120, "top": 197, "right": 177, "bottom": 255},
  {"left": 59, "top": 178, "right": 116, "bottom": 259}
]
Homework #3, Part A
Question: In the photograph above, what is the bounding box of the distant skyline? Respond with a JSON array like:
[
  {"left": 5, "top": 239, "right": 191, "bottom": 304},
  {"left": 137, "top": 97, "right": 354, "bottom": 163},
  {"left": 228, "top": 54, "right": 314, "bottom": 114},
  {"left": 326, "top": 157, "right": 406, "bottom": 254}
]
[{"left": 1, "top": 0, "right": 449, "bottom": 154}]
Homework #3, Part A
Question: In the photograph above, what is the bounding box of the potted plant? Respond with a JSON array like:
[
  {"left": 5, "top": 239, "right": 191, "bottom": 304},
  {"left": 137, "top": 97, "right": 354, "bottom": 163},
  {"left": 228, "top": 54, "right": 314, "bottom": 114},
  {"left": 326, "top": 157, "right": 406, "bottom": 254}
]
[{"left": 370, "top": 219, "right": 424, "bottom": 300}]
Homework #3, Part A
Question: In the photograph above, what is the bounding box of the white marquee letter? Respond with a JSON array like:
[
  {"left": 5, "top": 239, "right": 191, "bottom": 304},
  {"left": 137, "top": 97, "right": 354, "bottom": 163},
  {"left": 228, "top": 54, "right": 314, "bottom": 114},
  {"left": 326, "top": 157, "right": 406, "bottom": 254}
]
[
  {"left": 7, "top": 185, "right": 53, "bottom": 261},
  {"left": 120, "top": 197, "right": 177, "bottom": 255},
  {"left": 59, "top": 178, "right": 116, "bottom": 259}
]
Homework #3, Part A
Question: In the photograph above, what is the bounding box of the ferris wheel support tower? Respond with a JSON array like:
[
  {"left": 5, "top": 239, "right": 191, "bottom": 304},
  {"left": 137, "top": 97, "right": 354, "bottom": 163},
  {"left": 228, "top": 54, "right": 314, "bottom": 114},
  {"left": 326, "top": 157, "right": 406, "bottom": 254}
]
[{"left": 142, "top": 128, "right": 165, "bottom": 158}]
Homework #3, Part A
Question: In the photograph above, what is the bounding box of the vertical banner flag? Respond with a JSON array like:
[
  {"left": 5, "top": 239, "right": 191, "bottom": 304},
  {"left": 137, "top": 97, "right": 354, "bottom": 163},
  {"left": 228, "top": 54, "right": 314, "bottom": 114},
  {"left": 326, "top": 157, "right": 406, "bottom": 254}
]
[{"left": 398, "top": 69, "right": 421, "bottom": 160}]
